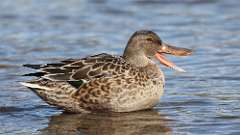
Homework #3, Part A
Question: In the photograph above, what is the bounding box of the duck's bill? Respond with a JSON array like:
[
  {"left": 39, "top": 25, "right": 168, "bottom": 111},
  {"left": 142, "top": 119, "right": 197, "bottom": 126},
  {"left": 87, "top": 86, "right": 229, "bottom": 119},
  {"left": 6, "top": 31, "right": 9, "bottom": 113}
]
[{"left": 155, "top": 42, "right": 193, "bottom": 72}]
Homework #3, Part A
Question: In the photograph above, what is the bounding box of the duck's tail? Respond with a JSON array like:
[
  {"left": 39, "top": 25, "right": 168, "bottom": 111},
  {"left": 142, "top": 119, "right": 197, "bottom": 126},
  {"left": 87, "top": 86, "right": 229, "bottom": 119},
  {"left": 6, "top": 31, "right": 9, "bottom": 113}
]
[{"left": 20, "top": 79, "right": 87, "bottom": 113}]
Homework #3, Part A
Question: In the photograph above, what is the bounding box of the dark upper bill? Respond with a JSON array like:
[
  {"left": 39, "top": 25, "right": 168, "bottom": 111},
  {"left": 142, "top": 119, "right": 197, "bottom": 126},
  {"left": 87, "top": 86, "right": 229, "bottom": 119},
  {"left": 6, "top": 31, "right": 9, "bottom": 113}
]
[{"left": 155, "top": 42, "right": 193, "bottom": 72}]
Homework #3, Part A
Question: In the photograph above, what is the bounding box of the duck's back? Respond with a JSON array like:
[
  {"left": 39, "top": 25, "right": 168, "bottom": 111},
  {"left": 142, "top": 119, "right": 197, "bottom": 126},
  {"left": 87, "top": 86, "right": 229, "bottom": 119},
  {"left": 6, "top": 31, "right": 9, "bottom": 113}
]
[{"left": 24, "top": 53, "right": 130, "bottom": 81}]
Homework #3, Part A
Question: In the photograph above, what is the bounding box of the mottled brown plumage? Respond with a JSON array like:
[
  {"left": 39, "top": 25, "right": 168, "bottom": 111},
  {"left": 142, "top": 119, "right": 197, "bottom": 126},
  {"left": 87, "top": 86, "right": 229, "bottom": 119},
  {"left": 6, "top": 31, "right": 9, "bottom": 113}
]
[{"left": 21, "top": 30, "right": 192, "bottom": 113}]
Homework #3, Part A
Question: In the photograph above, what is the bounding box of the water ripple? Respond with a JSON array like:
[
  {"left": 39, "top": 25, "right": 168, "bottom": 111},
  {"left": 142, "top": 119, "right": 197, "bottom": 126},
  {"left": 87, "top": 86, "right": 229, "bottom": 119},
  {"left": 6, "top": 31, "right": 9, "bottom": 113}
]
[{"left": 0, "top": 0, "right": 240, "bottom": 135}]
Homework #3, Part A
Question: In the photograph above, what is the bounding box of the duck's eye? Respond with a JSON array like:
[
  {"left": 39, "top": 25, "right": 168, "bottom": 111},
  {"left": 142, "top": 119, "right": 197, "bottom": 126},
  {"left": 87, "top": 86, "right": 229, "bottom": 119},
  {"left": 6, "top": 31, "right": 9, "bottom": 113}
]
[{"left": 146, "top": 37, "right": 154, "bottom": 42}]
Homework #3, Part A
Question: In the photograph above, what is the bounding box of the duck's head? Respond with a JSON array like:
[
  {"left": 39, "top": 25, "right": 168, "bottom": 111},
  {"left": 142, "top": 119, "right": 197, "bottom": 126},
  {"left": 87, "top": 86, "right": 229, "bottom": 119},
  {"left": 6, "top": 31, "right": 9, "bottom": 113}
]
[{"left": 123, "top": 30, "right": 192, "bottom": 72}]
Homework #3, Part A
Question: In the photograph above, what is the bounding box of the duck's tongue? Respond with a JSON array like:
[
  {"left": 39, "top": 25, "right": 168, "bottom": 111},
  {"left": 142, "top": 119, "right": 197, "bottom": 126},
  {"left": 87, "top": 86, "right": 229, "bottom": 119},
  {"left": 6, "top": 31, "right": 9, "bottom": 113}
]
[
  {"left": 155, "top": 53, "right": 186, "bottom": 72},
  {"left": 155, "top": 42, "right": 192, "bottom": 72}
]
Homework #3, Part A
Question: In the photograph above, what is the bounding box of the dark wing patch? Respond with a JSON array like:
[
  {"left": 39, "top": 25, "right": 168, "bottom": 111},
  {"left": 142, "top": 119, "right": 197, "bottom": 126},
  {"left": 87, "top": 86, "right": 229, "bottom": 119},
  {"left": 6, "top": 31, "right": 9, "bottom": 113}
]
[
  {"left": 23, "top": 64, "right": 44, "bottom": 69},
  {"left": 67, "top": 80, "right": 85, "bottom": 88},
  {"left": 23, "top": 72, "right": 46, "bottom": 77}
]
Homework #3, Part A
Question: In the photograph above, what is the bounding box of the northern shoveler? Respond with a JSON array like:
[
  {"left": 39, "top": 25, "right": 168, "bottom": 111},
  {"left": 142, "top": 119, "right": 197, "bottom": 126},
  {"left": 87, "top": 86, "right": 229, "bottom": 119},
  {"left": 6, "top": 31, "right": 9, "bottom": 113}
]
[{"left": 21, "top": 30, "right": 192, "bottom": 113}]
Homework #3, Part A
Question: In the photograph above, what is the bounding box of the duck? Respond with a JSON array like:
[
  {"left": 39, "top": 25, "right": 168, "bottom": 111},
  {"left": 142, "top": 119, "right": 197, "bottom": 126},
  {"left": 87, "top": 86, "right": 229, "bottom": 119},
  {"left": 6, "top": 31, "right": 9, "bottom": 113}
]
[{"left": 21, "top": 30, "right": 192, "bottom": 113}]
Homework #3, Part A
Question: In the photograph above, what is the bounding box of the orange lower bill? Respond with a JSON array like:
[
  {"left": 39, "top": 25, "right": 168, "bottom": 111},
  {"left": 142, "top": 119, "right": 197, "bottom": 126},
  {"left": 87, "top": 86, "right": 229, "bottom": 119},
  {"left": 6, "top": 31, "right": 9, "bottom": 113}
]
[{"left": 155, "top": 53, "right": 186, "bottom": 72}]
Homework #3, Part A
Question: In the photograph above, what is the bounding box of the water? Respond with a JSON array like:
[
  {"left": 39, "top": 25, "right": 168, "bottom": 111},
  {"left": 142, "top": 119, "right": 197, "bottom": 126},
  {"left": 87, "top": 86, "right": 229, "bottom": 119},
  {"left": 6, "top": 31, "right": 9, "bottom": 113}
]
[{"left": 0, "top": 0, "right": 240, "bottom": 134}]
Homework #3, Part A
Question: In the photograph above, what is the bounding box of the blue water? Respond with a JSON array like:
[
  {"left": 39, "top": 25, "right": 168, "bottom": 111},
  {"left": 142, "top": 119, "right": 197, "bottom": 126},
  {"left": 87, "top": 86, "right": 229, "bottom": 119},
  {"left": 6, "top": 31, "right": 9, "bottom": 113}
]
[{"left": 0, "top": 0, "right": 240, "bottom": 134}]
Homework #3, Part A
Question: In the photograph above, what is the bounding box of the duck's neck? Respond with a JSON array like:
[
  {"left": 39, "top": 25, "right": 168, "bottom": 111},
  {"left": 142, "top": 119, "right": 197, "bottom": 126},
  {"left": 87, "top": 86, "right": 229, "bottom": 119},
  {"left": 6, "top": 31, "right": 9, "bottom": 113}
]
[
  {"left": 123, "top": 52, "right": 150, "bottom": 67},
  {"left": 123, "top": 52, "right": 164, "bottom": 79},
  {"left": 123, "top": 44, "right": 163, "bottom": 78},
  {"left": 123, "top": 42, "right": 151, "bottom": 67}
]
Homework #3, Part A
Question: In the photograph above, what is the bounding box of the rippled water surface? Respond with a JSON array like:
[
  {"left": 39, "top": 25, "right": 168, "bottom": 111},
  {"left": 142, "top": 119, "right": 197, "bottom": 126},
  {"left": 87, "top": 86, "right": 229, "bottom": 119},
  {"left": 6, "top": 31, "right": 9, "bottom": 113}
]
[{"left": 0, "top": 0, "right": 240, "bottom": 135}]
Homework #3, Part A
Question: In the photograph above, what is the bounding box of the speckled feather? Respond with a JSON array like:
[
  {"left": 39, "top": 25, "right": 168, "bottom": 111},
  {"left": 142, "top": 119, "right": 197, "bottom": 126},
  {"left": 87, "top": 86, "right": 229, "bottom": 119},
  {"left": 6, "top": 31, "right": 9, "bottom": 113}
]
[
  {"left": 22, "top": 53, "right": 164, "bottom": 112},
  {"left": 21, "top": 30, "right": 169, "bottom": 113}
]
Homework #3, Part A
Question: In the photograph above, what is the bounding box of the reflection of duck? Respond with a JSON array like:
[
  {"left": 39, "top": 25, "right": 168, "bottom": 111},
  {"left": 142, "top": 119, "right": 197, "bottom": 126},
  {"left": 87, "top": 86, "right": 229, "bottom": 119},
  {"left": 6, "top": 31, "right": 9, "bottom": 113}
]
[
  {"left": 21, "top": 30, "right": 192, "bottom": 113},
  {"left": 40, "top": 110, "right": 172, "bottom": 135}
]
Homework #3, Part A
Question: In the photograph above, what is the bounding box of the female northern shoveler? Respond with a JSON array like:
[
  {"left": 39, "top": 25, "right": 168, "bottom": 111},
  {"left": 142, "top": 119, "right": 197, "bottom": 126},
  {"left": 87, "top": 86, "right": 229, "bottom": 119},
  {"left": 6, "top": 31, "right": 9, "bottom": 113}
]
[{"left": 21, "top": 30, "right": 192, "bottom": 113}]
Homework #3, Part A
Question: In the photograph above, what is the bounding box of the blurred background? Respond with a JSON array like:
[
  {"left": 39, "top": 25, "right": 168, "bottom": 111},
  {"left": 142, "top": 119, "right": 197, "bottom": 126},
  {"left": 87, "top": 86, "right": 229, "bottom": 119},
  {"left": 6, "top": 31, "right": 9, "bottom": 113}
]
[{"left": 0, "top": 0, "right": 240, "bottom": 135}]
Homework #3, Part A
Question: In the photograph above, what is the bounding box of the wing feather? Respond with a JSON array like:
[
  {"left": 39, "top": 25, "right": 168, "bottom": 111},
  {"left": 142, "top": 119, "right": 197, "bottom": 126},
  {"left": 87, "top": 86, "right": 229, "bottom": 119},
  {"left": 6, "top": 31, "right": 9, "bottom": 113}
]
[{"left": 23, "top": 53, "right": 129, "bottom": 82}]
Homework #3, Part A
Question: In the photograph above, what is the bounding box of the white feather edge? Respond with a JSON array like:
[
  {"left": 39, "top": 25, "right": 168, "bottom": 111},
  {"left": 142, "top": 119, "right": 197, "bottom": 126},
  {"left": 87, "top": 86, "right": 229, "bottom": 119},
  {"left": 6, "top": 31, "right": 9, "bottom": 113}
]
[
  {"left": 20, "top": 82, "right": 52, "bottom": 90},
  {"left": 41, "top": 74, "right": 65, "bottom": 81},
  {"left": 42, "top": 73, "right": 87, "bottom": 82}
]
